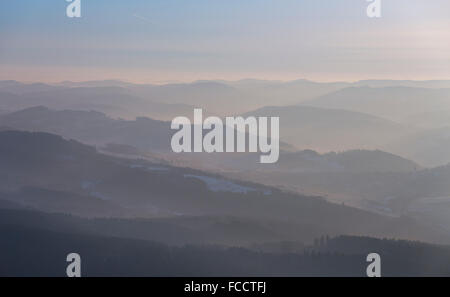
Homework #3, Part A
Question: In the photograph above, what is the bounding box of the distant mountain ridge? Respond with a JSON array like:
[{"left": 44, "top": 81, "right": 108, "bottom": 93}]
[
  {"left": 0, "top": 106, "right": 172, "bottom": 152},
  {"left": 4, "top": 79, "right": 450, "bottom": 120},
  {"left": 0, "top": 86, "right": 195, "bottom": 120},
  {"left": 243, "top": 105, "right": 410, "bottom": 151},
  {"left": 303, "top": 86, "right": 450, "bottom": 121},
  {"left": 0, "top": 130, "right": 446, "bottom": 245}
]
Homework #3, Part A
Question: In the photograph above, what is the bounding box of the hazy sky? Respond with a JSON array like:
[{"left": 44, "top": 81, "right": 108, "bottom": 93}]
[{"left": 1, "top": 0, "right": 449, "bottom": 83}]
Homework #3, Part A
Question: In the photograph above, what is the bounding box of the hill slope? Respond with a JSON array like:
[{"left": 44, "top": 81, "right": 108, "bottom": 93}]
[
  {"left": 0, "top": 130, "right": 447, "bottom": 245},
  {"left": 243, "top": 105, "right": 409, "bottom": 151}
]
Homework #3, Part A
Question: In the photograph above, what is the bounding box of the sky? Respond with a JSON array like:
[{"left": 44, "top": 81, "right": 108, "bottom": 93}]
[{"left": 1, "top": 0, "right": 449, "bottom": 83}]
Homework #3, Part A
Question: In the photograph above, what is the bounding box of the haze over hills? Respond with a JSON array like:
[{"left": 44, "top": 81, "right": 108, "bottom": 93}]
[
  {"left": 303, "top": 86, "right": 450, "bottom": 122},
  {"left": 231, "top": 162, "right": 450, "bottom": 223},
  {"left": 353, "top": 80, "right": 450, "bottom": 89},
  {"left": 128, "top": 81, "right": 249, "bottom": 114},
  {"left": 0, "top": 106, "right": 293, "bottom": 157},
  {"left": 259, "top": 149, "right": 421, "bottom": 173},
  {"left": 0, "top": 80, "right": 277, "bottom": 118},
  {"left": 0, "top": 106, "right": 172, "bottom": 152},
  {"left": 0, "top": 105, "right": 424, "bottom": 172},
  {"left": 56, "top": 80, "right": 136, "bottom": 88},
  {"left": 0, "top": 86, "right": 196, "bottom": 121},
  {"left": 0, "top": 80, "right": 255, "bottom": 117},
  {"left": 3, "top": 215, "right": 450, "bottom": 277},
  {"left": 2, "top": 81, "right": 450, "bottom": 222},
  {"left": 401, "top": 110, "right": 450, "bottom": 130},
  {"left": 1, "top": 130, "right": 448, "bottom": 246},
  {"left": 2, "top": 80, "right": 331, "bottom": 116},
  {"left": 385, "top": 126, "right": 450, "bottom": 167},
  {"left": 3, "top": 79, "right": 450, "bottom": 123},
  {"left": 2, "top": 78, "right": 450, "bottom": 276},
  {"left": 3, "top": 0, "right": 450, "bottom": 277},
  {"left": 172, "top": 149, "right": 421, "bottom": 175},
  {"left": 0, "top": 80, "right": 65, "bottom": 94},
  {"left": 243, "top": 105, "right": 411, "bottom": 152},
  {"left": 222, "top": 79, "right": 350, "bottom": 105},
  {"left": 2, "top": 106, "right": 443, "bottom": 214}
]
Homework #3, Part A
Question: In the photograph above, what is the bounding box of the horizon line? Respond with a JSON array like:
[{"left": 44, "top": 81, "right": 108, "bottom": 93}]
[{"left": 4, "top": 77, "right": 450, "bottom": 86}]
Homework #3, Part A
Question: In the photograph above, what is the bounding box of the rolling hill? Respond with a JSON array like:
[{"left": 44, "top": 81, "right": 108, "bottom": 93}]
[
  {"left": 243, "top": 105, "right": 410, "bottom": 151},
  {"left": 0, "top": 130, "right": 447, "bottom": 245},
  {"left": 303, "top": 86, "right": 450, "bottom": 121}
]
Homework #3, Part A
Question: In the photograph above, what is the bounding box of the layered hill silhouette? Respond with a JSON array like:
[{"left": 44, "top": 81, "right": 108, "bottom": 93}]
[
  {"left": 243, "top": 105, "right": 410, "bottom": 151},
  {"left": 303, "top": 86, "right": 450, "bottom": 121},
  {"left": 0, "top": 106, "right": 172, "bottom": 152},
  {"left": 385, "top": 126, "right": 450, "bottom": 167},
  {"left": 0, "top": 86, "right": 195, "bottom": 120},
  {"left": 1, "top": 211, "right": 450, "bottom": 277},
  {"left": 0, "top": 106, "right": 422, "bottom": 172},
  {"left": 0, "top": 130, "right": 448, "bottom": 246},
  {"left": 2, "top": 78, "right": 450, "bottom": 276}
]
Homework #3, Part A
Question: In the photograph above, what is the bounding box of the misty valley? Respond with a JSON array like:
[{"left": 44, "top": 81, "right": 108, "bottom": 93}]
[{"left": 1, "top": 79, "right": 450, "bottom": 276}]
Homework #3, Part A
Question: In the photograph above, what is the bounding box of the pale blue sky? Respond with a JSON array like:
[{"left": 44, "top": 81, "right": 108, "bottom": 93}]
[{"left": 1, "top": 0, "right": 449, "bottom": 82}]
